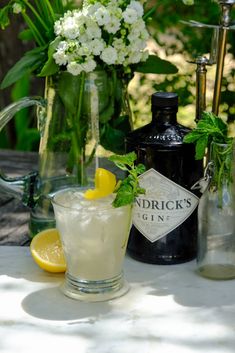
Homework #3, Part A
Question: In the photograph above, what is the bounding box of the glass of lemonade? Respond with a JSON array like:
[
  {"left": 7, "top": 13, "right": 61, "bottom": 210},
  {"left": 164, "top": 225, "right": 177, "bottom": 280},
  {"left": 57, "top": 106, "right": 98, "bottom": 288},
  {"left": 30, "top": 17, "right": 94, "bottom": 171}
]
[{"left": 52, "top": 187, "right": 132, "bottom": 302}]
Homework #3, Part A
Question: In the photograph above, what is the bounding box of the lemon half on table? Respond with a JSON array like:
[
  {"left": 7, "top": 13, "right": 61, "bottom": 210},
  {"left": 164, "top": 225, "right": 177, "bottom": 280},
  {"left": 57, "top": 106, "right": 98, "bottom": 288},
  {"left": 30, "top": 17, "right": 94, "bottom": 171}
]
[{"left": 30, "top": 228, "right": 66, "bottom": 273}]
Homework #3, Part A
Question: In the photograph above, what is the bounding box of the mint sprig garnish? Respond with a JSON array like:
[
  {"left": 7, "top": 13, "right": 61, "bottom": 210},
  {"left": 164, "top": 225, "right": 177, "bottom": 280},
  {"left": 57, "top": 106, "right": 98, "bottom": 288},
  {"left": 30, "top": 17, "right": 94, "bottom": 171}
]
[
  {"left": 108, "top": 152, "right": 146, "bottom": 208},
  {"left": 183, "top": 111, "right": 234, "bottom": 207},
  {"left": 183, "top": 111, "right": 232, "bottom": 160}
]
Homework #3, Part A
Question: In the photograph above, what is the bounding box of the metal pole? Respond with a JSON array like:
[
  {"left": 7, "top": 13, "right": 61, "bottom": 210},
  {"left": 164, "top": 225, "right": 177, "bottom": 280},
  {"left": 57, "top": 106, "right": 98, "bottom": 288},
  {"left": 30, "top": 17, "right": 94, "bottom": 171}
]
[
  {"left": 195, "top": 57, "right": 208, "bottom": 121},
  {"left": 212, "top": 1, "right": 234, "bottom": 114}
]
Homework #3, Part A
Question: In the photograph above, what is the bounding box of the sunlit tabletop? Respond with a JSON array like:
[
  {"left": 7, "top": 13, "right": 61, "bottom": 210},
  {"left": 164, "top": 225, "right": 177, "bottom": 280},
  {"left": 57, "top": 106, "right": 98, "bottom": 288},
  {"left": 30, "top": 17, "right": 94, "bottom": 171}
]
[{"left": 0, "top": 246, "right": 235, "bottom": 353}]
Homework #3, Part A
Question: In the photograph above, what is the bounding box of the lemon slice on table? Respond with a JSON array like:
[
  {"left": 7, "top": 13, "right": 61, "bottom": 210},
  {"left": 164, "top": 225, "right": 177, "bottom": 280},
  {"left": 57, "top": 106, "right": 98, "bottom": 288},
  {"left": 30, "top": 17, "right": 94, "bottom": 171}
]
[
  {"left": 84, "top": 168, "right": 117, "bottom": 200},
  {"left": 30, "top": 228, "right": 66, "bottom": 273}
]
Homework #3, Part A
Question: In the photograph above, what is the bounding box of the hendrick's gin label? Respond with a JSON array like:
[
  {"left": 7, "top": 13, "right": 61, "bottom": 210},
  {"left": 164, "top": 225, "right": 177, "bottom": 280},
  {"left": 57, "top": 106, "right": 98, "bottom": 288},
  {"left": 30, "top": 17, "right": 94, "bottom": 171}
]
[{"left": 133, "top": 168, "right": 199, "bottom": 243}]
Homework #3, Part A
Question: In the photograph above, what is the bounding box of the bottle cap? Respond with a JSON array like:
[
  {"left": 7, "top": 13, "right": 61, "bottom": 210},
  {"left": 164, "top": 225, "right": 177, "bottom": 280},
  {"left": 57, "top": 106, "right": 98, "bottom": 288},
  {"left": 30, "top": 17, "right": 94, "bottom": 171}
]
[{"left": 151, "top": 92, "right": 178, "bottom": 109}]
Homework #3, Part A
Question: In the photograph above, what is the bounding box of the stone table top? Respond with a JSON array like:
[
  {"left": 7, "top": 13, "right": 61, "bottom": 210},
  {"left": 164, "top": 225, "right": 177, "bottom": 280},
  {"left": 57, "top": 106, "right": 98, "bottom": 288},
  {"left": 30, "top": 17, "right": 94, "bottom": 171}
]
[{"left": 0, "top": 246, "right": 235, "bottom": 353}]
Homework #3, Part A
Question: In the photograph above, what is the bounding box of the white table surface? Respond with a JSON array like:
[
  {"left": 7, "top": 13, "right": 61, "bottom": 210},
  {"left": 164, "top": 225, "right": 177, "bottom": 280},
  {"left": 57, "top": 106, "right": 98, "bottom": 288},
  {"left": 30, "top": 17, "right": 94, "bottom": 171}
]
[{"left": 0, "top": 246, "right": 235, "bottom": 353}]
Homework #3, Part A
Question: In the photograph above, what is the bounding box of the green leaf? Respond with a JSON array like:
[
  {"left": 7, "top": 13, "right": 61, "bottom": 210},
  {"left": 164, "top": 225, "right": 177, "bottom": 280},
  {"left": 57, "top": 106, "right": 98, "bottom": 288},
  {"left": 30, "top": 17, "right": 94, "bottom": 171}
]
[
  {"left": 112, "top": 184, "right": 135, "bottom": 208},
  {"left": 0, "top": 6, "right": 10, "bottom": 30},
  {"left": 143, "top": 4, "right": 157, "bottom": 21},
  {"left": 58, "top": 71, "right": 84, "bottom": 116},
  {"left": 38, "top": 38, "right": 60, "bottom": 77},
  {"left": 100, "top": 124, "right": 126, "bottom": 154},
  {"left": 108, "top": 152, "right": 146, "bottom": 208},
  {"left": 109, "top": 152, "right": 137, "bottom": 167},
  {"left": 99, "top": 103, "right": 114, "bottom": 123},
  {"left": 184, "top": 111, "right": 231, "bottom": 161},
  {"left": 0, "top": 47, "right": 46, "bottom": 89},
  {"left": 135, "top": 55, "right": 178, "bottom": 75},
  {"left": 18, "top": 29, "right": 34, "bottom": 41},
  {"left": 195, "top": 136, "right": 208, "bottom": 160},
  {"left": 135, "top": 164, "right": 146, "bottom": 175}
]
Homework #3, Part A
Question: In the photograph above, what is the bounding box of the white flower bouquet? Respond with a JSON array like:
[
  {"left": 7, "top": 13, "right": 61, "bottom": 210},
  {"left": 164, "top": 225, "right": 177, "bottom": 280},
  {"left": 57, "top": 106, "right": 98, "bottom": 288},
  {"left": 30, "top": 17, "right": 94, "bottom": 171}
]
[
  {"left": 53, "top": 0, "right": 149, "bottom": 76},
  {"left": 0, "top": 0, "right": 178, "bottom": 185},
  {"left": 0, "top": 0, "right": 178, "bottom": 87}
]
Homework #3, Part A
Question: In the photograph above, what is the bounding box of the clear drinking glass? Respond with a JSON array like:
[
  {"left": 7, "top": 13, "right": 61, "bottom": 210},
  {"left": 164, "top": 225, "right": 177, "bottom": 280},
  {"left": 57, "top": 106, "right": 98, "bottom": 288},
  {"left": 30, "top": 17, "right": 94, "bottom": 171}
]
[{"left": 52, "top": 188, "right": 132, "bottom": 301}]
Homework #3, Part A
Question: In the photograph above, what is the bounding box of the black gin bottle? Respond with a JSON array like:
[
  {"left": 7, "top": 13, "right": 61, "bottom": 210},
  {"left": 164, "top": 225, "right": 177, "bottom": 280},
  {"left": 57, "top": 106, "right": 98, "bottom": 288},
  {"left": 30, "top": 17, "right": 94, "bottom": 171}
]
[{"left": 126, "top": 92, "right": 202, "bottom": 264}]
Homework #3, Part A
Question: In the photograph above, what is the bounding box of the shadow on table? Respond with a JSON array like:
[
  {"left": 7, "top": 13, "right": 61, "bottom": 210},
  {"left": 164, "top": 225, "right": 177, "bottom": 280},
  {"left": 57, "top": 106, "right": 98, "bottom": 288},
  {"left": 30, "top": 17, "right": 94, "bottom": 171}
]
[
  {"left": 22, "top": 286, "right": 112, "bottom": 321},
  {"left": 2, "top": 248, "right": 235, "bottom": 320},
  {"left": 0, "top": 246, "right": 66, "bottom": 284},
  {"left": 124, "top": 256, "right": 235, "bottom": 309}
]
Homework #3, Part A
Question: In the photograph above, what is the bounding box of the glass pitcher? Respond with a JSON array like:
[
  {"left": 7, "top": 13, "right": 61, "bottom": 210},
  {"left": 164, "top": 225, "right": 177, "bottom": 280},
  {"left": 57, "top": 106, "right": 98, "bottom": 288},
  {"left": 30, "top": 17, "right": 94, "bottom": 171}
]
[{"left": 0, "top": 69, "right": 131, "bottom": 238}]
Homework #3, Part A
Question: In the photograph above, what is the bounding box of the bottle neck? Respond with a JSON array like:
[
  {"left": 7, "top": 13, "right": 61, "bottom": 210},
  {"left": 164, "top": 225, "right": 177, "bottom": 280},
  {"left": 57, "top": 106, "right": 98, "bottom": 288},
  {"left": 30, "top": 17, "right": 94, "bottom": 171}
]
[{"left": 152, "top": 107, "right": 178, "bottom": 126}]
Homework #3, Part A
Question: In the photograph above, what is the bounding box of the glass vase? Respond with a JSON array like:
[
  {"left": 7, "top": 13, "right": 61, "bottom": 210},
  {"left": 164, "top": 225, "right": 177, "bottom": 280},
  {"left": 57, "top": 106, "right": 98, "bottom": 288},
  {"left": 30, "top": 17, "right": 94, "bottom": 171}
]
[
  {"left": 197, "top": 141, "right": 235, "bottom": 280},
  {"left": 29, "top": 69, "right": 132, "bottom": 236}
]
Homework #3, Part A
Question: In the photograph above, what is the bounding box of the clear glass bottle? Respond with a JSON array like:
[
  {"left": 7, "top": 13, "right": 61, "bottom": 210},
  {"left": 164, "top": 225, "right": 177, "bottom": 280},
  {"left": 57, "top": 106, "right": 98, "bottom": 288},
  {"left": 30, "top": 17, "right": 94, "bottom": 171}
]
[
  {"left": 125, "top": 92, "right": 203, "bottom": 264},
  {"left": 197, "top": 141, "right": 235, "bottom": 280}
]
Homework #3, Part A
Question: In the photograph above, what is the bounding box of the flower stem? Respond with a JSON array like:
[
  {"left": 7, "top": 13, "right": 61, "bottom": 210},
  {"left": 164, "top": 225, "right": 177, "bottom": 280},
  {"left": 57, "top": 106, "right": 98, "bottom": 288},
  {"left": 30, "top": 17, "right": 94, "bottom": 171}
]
[
  {"left": 70, "top": 71, "right": 86, "bottom": 185},
  {"left": 21, "top": 12, "right": 45, "bottom": 46},
  {"left": 22, "top": 0, "right": 49, "bottom": 32},
  {"left": 43, "top": 0, "right": 56, "bottom": 22}
]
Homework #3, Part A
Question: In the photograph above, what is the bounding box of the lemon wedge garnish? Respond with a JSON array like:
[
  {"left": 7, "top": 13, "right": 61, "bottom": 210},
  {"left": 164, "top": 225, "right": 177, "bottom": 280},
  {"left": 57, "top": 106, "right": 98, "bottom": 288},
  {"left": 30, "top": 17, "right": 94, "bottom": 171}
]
[
  {"left": 30, "top": 228, "right": 66, "bottom": 273},
  {"left": 84, "top": 168, "right": 117, "bottom": 200}
]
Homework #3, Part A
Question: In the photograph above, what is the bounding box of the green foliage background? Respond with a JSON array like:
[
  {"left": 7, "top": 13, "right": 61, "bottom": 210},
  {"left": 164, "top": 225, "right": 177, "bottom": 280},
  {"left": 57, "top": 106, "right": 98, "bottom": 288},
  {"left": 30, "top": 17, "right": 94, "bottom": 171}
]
[{"left": 1, "top": 0, "right": 235, "bottom": 151}]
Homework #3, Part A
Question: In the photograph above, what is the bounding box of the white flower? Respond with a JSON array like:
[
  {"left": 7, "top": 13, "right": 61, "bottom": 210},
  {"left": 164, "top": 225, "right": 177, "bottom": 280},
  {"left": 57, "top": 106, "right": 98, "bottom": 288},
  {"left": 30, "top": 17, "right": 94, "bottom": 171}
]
[
  {"left": 57, "top": 41, "right": 69, "bottom": 51},
  {"left": 67, "top": 61, "right": 83, "bottom": 75},
  {"left": 82, "top": 58, "right": 97, "bottom": 72},
  {"left": 101, "top": 46, "right": 118, "bottom": 65},
  {"left": 12, "top": 3, "right": 22, "bottom": 14},
  {"left": 63, "top": 17, "right": 80, "bottom": 39},
  {"left": 90, "top": 38, "right": 105, "bottom": 56},
  {"left": 53, "top": 1, "right": 149, "bottom": 72},
  {"left": 127, "top": 51, "right": 142, "bottom": 64},
  {"left": 79, "top": 33, "right": 89, "bottom": 44},
  {"left": 116, "top": 51, "right": 126, "bottom": 65},
  {"left": 122, "top": 8, "right": 138, "bottom": 24},
  {"left": 85, "top": 20, "right": 102, "bottom": 39},
  {"left": 129, "top": 38, "right": 146, "bottom": 51},
  {"left": 128, "top": 1, "right": 144, "bottom": 17},
  {"left": 95, "top": 7, "right": 111, "bottom": 26},
  {"left": 54, "top": 20, "right": 63, "bottom": 36},
  {"left": 140, "top": 28, "right": 150, "bottom": 41},
  {"left": 83, "top": 3, "right": 103, "bottom": 16},
  {"left": 53, "top": 50, "right": 69, "bottom": 66},
  {"left": 104, "top": 16, "right": 121, "bottom": 34},
  {"left": 113, "top": 38, "right": 125, "bottom": 50},
  {"left": 141, "top": 50, "right": 149, "bottom": 61},
  {"left": 77, "top": 42, "right": 92, "bottom": 56},
  {"left": 128, "top": 19, "right": 146, "bottom": 40}
]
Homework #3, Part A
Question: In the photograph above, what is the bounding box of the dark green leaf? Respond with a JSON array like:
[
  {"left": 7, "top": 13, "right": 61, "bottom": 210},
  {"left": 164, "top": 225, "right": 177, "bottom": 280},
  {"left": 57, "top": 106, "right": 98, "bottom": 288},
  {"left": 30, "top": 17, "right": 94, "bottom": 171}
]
[
  {"left": 99, "top": 103, "right": 114, "bottom": 123},
  {"left": 0, "top": 6, "right": 10, "bottom": 30},
  {"left": 18, "top": 29, "right": 34, "bottom": 41},
  {"left": 112, "top": 184, "right": 135, "bottom": 208},
  {"left": 143, "top": 5, "right": 157, "bottom": 21},
  {"left": 109, "top": 152, "right": 137, "bottom": 167},
  {"left": 100, "top": 124, "right": 126, "bottom": 154},
  {"left": 0, "top": 47, "right": 46, "bottom": 89},
  {"left": 58, "top": 71, "right": 84, "bottom": 116},
  {"left": 108, "top": 152, "right": 146, "bottom": 208},
  {"left": 184, "top": 111, "right": 231, "bottom": 161},
  {"left": 135, "top": 55, "right": 178, "bottom": 75},
  {"left": 135, "top": 164, "right": 146, "bottom": 175},
  {"left": 195, "top": 136, "right": 208, "bottom": 160},
  {"left": 38, "top": 38, "right": 60, "bottom": 77}
]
